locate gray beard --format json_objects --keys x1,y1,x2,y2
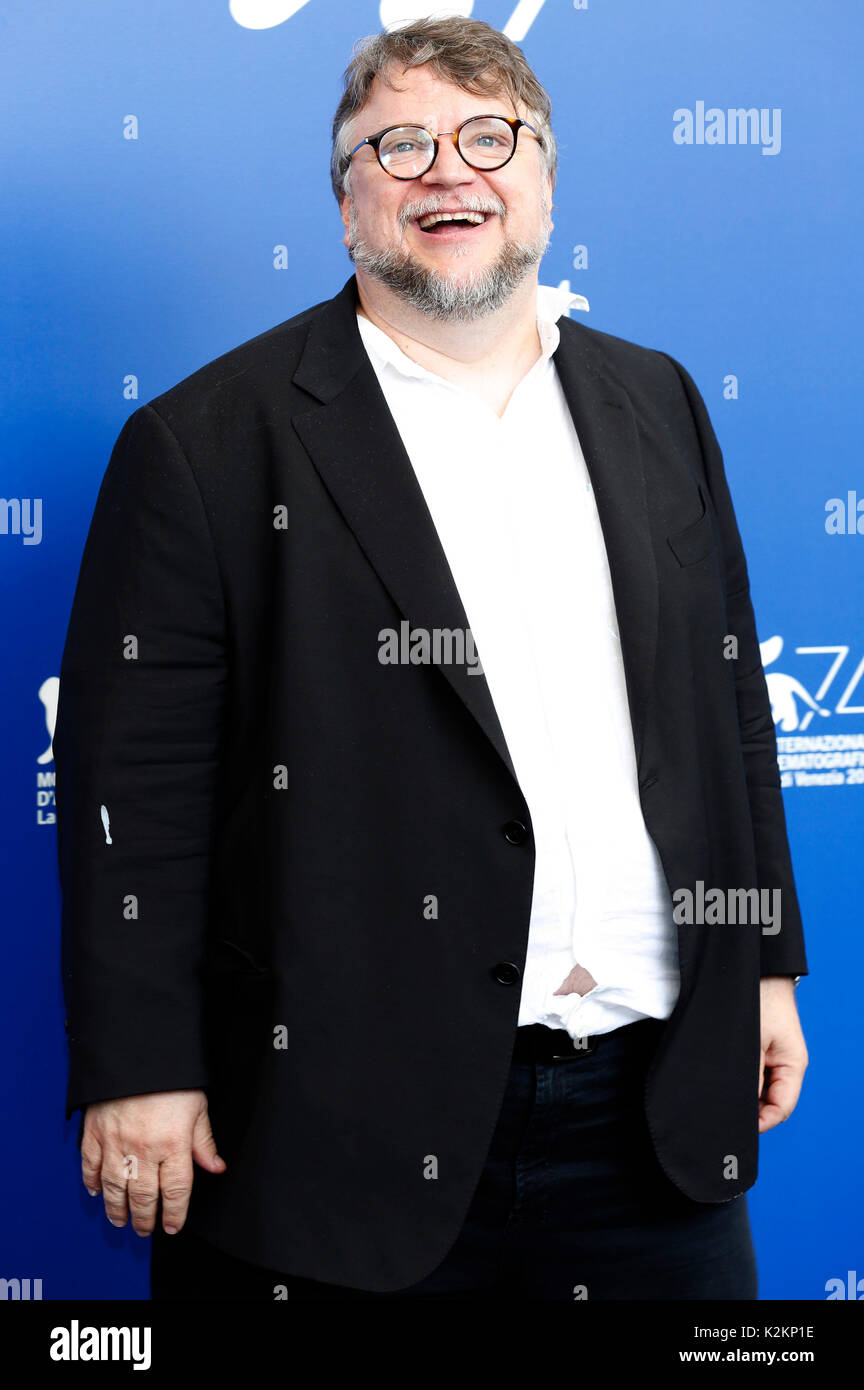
[{"x1": 346, "y1": 197, "x2": 552, "y2": 322}]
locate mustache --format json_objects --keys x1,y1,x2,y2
[{"x1": 397, "y1": 193, "x2": 507, "y2": 226}]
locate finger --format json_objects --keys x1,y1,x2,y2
[
  {"x1": 769, "y1": 1059, "x2": 805, "y2": 1114},
  {"x1": 758, "y1": 1064, "x2": 802, "y2": 1133},
  {"x1": 758, "y1": 1097, "x2": 788, "y2": 1133},
  {"x1": 159, "y1": 1152, "x2": 195, "y2": 1234},
  {"x1": 191, "y1": 1111, "x2": 226, "y2": 1174},
  {"x1": 758, "y1": 1048, "x2": 765, "y2": 1100},
  {"x1": 100, "y1": 1159, "x2": 131, "y2": 1229},
  {"x1": 126, "y1": 1157, "x2": 162, "y2": 1238},
  {"x1": 80, "y1": 1134, "x2": 104, "y2": 1197}
]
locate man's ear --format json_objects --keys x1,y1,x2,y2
[{"x1": 339, "y1": 194, "x2": 352, "y2": 247}]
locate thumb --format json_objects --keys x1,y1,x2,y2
[
  {"x1": 191, "y1": 1111, "x2": 227, "y2": 1173},
  {"x1": 758, "y1": 1048, "x2": 765, "y2": 1099}
]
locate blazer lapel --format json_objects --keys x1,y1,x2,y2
[
  {"x1": 290, "y1": 276, "x2": 519, "y2": 784},
  {"x1": 553, "y1": 319, "x2": 659, "y2": 779}
]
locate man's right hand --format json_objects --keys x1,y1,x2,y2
[{"x1": 80, "y1": 1089, "x2": 226, "y2": 1237}]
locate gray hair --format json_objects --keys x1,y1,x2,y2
[{"x1": 329, "y1": 15, "x2": 558, "y2": 203}]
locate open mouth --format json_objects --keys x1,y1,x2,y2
[{"x1": 412, "y1": 211, "x2": 493, "y2": 237}]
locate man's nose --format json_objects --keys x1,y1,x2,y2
[{"x1": 418, "y1": 137, "x2": 478, "y2": 188}]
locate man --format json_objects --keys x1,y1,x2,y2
[{"x1": 55, "y1": 16, "x2": 808, "y2": 1301}]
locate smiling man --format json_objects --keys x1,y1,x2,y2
[
  {"x1": 339, "y1": 53, "x2": 556, "y2": 416},
  {"x1": 56, "y1": 16, "x2": 808, "y2": 1302}
]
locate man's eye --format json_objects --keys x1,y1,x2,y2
[{"x1": 466, "y1": 134, "x2": 506, "y2": 149}]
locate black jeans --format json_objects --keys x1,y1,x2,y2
[{"x1": 151, "y1": 1017, "x2": 757, "y2": 1300}]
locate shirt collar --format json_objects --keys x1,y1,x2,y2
[{"x1": 356, "y1": 282, "x2": 590, "y2": 384}]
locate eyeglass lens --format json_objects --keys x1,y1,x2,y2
[{"x1": 378, "y1": 117, "x2": 516, "y2": 176}]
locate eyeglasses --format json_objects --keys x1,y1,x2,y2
[{"x1": 347, "y1": 114, "x2": 538, "y2": 180}]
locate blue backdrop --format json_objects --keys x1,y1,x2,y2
[{"x1": 2, "y1": 0, "x2": 861, "y2": 1301}]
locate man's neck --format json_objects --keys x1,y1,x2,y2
[{"x1": 354, "y1": 271, "x2": 544, "y2": 418}]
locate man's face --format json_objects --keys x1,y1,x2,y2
[{"x1": 339, "y1": 64, "x2": 554, "y2": 322}]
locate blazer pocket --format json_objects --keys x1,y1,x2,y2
[{"x1": 666, "y1": 486, "x2": 716, "y2": 566}]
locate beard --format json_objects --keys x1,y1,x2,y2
[{"x1": 345, "y1": 188, "x2": 552, "y2": 323}]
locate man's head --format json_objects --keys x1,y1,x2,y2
[{"x1": 330, "y1": 17, "x2": 557, "y2": 322}]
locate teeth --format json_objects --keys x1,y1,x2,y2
[{"x1": 417, "y1": 211, "x2": 487, "y2": 230}]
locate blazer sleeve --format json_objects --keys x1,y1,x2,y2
[
  {"x1": 662, "y1": 353, "x2": 808, "y2": 980},
  {"x1": 54, "y1": 404, "x2": 228, "y2": 1120}
]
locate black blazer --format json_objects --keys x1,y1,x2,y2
[{"x1": 55, "y1": 272, "x2": 808, "y2": 1292}]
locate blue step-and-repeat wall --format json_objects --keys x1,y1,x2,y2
[{"x1": 2, "y1": 1, "x2": 861, "y2": 1300}]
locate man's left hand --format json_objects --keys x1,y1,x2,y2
[{"x1": 758, "y1": 976, "x2": 808, "y2": 1133}]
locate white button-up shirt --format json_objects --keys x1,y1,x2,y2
[{"x1": 356, "y1": 284, "x2": 680, "y2": 1038}]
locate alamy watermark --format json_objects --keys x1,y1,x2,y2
[
  {"x1": 378, "y1": 621, "x2": 484, "y2": 675},
  {"x1": 0, "y1": 497, "x2": 42, "y2": 545},
  {"x1": 672, "y1": 882, "x2": 781, "y2": 934},
  {"x1": 673, "y1": 102, "x2": 781, "y2": 155}
]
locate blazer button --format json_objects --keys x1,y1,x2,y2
[
  {"x1": 491, "y1": 961, "x2": 521, "y2": 986},
  {"x1": 502, "y1": 819, "x2": 529, "y2": 845}
]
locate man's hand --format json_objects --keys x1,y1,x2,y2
[
  {"x1": 758, "y1": 976, "x2": 808, "y2": 1134},
  {"x1": 80, "y1": 1089, "x2": 226, "y2": 1237}
]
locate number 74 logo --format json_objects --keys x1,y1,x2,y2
[{"x1": 760, "y1": 637, "x2": 864, "y2": 733}]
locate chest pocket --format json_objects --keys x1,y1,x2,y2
[{"x1": 666, "y1": 485, "x2": 716, "y2": 566}]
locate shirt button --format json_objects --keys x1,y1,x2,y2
[
  {"x1": 491, "y1": 962, "x2": 521, "y2": 986},
  {"x1": 502, "y1": 819, "x2": 529, "y2": 845}
]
